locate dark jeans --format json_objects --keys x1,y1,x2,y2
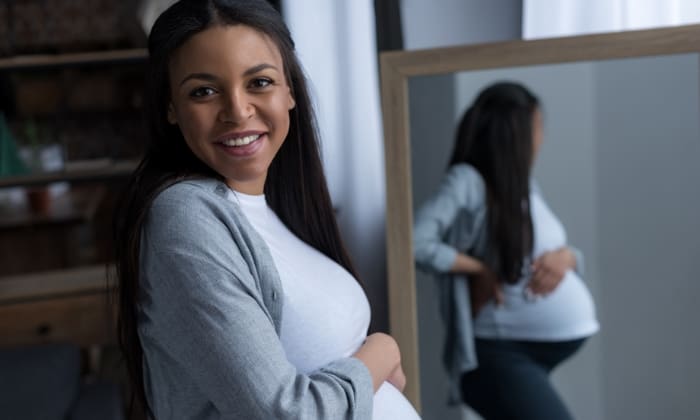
[{"x1": 460, "y1": 338, "x2": 586, "y2": 420}]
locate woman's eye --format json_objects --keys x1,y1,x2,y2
[
  {"x1": 250, "y1": 78, "x2": 272, "y2": 89},
  {"x1": 190, "y1": 87, "x2": 216, "y2": 98}
]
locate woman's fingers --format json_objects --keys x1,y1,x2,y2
[
  {"x1": 493, "y1": 283, "x2": 505, "y2": 306},
  {"x1": 531, "y1": 270, "x2": 563, "y2": 295},
  {"x1": 528, "y1": 268, "x2": 551, "y2": 295},
  {"x1": 388, "y1": 364, "x2": 406, "y2": 391}
]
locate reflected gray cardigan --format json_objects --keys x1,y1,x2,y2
[
  {"x1": 413, "y1": 164, "x2": 584, "y2": 404},
  {"x1": 137, "y1": 178, "x2": 373, "y2": 419}
]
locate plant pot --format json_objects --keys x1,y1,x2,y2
[{"x1": 26, "y1": 187, "x2": 52, "y2": 214}]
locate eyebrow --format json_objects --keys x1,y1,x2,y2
[
  {"x1": 179, "y1": 63, "x2": 279, "y2": 86},
  {"x1": 244, "y1": 63, "x2": 278, "y2": 76}
]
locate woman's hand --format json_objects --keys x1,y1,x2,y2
[
  {"x1": 451, "y1": 253, "x2": 503, "y2": 316},
  {"x1": 527, "y1": 246, "x2": 576, "y2": 296},
  {"x1": 387, "y1": 363, "x2": 406, "y2": 392},
  {"x1": 353, "y1": 332, "x2": 402, "y2": 392},
  {"x1": 469, "y1": 264, "x2": 504, "y2": 317}
]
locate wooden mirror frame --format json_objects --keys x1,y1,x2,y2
[{"x1": 379, "y1": 23, "x2": 700, "y2": 410}]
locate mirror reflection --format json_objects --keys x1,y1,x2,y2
[{"x1": 409, "y1": 53, "x2": 700, "y2": 420}]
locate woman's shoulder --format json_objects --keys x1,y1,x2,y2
[
  {"x1": 153, "y1": 177, "x2": 227, "y2": 205},
  {"x1": 444, "y1": 163, "x2": 486, "y2": 196},
  {"x1": 447, "y1": 163, "x2": 484, "y2": 182},
  {"x1": 148, "y1": 177, "x2": 233, "y2": 219},
  {"x1": 143, "y1": 178, "x2": 261, "y2": 266},
  {"x1": 146, "y1": 177, "x2": 233, "y2": 234}
]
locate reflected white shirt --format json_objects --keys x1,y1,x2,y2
[{"x1": 473, "y1": 191, "x2": 599, "y2": 341}]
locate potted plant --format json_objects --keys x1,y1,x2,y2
[{"x1": 18, "y1": 119, "x2": 65, "y2": 214}]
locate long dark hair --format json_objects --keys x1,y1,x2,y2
[
  {"x1": 449, "y1": 81, "x2": 539, "y2": 284},
  {"x1": 113, "y1": 0, "x2": 358, "y2": 416}
]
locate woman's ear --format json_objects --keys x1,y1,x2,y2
[
  {"x1": 287, "y1": 86, "x2": 296, "y2": 110},
  {"x1": 167, "y1": 103, "x2": 177, "y2": 125}
]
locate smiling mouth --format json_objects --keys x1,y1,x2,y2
[{"x1": 218, "y1": 134, "x2": 262, "y2": 147}]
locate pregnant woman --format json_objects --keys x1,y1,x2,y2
[{"x1": 114, "y1": 1, "x2": 420, "y2": 418}]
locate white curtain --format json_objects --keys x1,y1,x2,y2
[
  {"x1": 282, "y1": 0, "x2": 388, "y2": 329},
  {"x1": 524, "y1": 0, "x2": 700, "y2": 39},
  {"x1": 137, "y1": 0, "x2": 177, "y2": 33}
]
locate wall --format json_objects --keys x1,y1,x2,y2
[
  {"x1": 594, "y1": 53, "x2": 700, "y2": 420},
  {"x1": 400, "y1": 0, "x2": 523, "y2": 50}
]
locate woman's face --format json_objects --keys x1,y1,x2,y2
[
  {"x1": 167, "y1": 24, "x2": 295, "y2": 194},
  {"x1": 531, "y1": 107, "x2": 544, "y2": 162}
]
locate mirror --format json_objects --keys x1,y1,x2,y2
[{"x1": 380, "y1": 25, "x2": 700, "y2": 419}]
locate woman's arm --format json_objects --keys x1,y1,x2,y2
[
  {"x1": 413, "y1": 164, "x2": 487, "y2": 274},
  {"x1": 352, "y1": 332, "x2": 405, "y2": 392},
  {"x1": 413, "y1": 166, "x2": 503, "y2": 313},
  {"x1": 450, "y1": 252, "x2": 488, "y2": 275},
  {"x1": 140, "y1": 184, "x2": 374, "y2": 419},
  {"x1": 452, "y1": 253, "x2": 504, "y2": 314}
]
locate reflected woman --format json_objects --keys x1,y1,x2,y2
[{"x1": 413, "y1": 81, "x2": 598, "y2": 420}]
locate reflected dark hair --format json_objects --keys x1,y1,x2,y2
[
  {"x1": 112, "y1": 0, "x2": 358, "y2": 417},
  {"x1": 449, "y1": 81, "x2": 539, "y2": 284}
]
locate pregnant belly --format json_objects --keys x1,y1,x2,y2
[
  {"x1": 474, "y1": 271, "x2": 599, "y2": 340},
  {"x1": 373, "y1": 382, "x2": 421, "y2": 419}
]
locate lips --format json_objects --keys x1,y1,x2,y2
[
  {"x1": 219, "y1": 133, "x2": 261, "y2": 147},
  {"x1": 215, "y1": 132, "x2": 266, "y2": 157}
]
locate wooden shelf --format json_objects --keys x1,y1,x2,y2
[
  {"x1": 0, "y1": 48, "x2": 147, "y2": 70},
  {"x1": 0, "y1": 184, "x2": 106, "y2": 229},
  {"x1": 0, "y1": 159, "x2": 138, "y2": 189},
  {"x1": 0, "y1": 265, "x2": 114, "y2": 305}
]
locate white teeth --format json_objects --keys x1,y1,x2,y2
[{"x1": 221, "y1": 134, "x2": 261, "y2": 147}]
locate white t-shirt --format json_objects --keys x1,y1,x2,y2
[
  {"x1": 473, "y1": 190, "x2": 599, "y2": 341},
  {"x1": 229, "y1": 190, "x2": 420, "y2": 419}
]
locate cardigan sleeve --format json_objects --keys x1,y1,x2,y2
[
  {"x1": 413, "y1": 164, "x2": 486, "y2": 274},
  {"x1": 137, "y1": 185, "x2": 373, "y2": 419}
]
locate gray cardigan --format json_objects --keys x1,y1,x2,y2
[
  {"x1": 137, "y1": 178, "x2": 374, "y2": 419},
  {"x1": 413, "y1": 164, "x2": 584, "y2": 404}
]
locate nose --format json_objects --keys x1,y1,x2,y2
[{"x1": 219, "y1": 89, "x2": 254, "y2": 123}]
